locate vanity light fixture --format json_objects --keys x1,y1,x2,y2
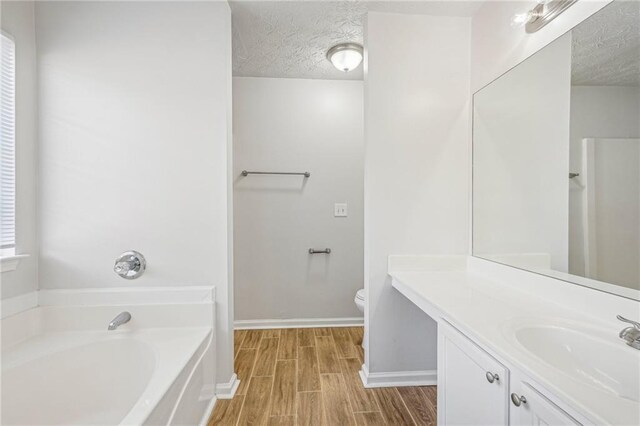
[
  {"x1": 512, "y1": 0, "x2": 577, "y2": 33},
  {"x1": 326, "y1": 43, "x2": 363, "y2": 72}
]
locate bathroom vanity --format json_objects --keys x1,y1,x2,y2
[
  {"x1": 395, "y1": 2, "x2": 640, "y2": 424},
  {"x1": 390, "y1": 256, "x2": 639, "y2": 425}
]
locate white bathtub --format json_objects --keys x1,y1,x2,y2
[{"x1": 1, "y1": 287, "x2": 216, "y2": 426}]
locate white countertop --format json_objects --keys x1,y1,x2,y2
[{"x1": 390, "y1": 267, "x2": 640, "y2": 426}]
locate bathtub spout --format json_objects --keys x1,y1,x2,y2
[{"x1": 108, "y1": 312, "x2": 132, "y2": 330}]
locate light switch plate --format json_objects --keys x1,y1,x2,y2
[{"x1": 334, "y1": 203, "x2": 348, "y2": 217}]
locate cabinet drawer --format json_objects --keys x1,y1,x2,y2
[
  {"x1": 438, "y1": 321, "x2": 510, "y2": 426},
  {"x1": 511, "y1": 382, "x2": 580, "y2": 426}
]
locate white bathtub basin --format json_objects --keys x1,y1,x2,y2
[
  {"x1": 2, "y1": 327, "x2": 211, "y2": 425},
  {"x1": 3, "y1": 337, "x2": 155, "y2": 425},
  {"x1": 514, "y1": 324, "x2": 640, "y2": 403}
]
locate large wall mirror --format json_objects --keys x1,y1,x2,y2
[{"x1": 473, "y1": 0, "x2": 640, "y2": 300}]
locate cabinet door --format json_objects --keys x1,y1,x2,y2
[
  {"x1": 438, "y1": 321, "x2": 509, "y2": 426},
  {"x1": 510, "y1": 383, "x2": 580, "y2": 426}
]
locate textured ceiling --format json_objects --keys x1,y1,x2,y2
[
  {"x1": 571, "y1": 0, "x2": 640, "y2": 86},
  {"x1": 230, "y1": 1, "x2": 483, "y2": 80}
]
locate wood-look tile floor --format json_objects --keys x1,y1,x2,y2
[{"x1": 208, "y1": 327, "x2": 437, "y2": 426}]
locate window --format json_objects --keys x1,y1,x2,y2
[{"x1": 1, "y1": 32, "x2": 16, "y2": 256}]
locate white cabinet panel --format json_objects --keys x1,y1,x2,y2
[
  {"x1": 438, "y1": 321, "x2": 510, "y2": 426},
  {"x1": 511, "y1": 383, "x2": 580, "y2": 426}
]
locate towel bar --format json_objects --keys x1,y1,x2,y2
[{"x1": 242, "y1": 170, "x2": 310, "y2": 178}]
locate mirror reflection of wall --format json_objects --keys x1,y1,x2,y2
[
  {"x1": 473, "y1": 0, "x2": 640, "y2": 299},
  {"x1": 473, "y1": 33, "x2": 571, "y2": 273},
  {"x1": 568, "y1": 0, "x2": 640, "y2": 290}
]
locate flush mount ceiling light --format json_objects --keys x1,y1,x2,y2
[
  {"x1": 512, "y1": 0, "x2": 577, "y2": 33},
  {"x1": 326, "y1": 43, "x2": 363, "y2": 73}
]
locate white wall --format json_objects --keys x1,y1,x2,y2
[
  {"x1": 0, "y1": 1, "x2": 38, "y2": 300},
  {"x1": 35, "y1": 1, "x2": 234, "y2": 386},
  {"x1": 364, "y1": 12, "x2": 470, "y2": 374},
  {"x1": 473, "y1": 33, "x2": 572, "y2": 272},
  {"x1": 569, "y1": 86, "x2": 640, "y2": 282},
  {"x1": 233, "y1": 77, "x2": 364, "y2": 322}
]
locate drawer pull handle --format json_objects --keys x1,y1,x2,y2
[
  {"x1": 485, "y1": 371, "x2": 499, "y2": 383},
  {"x1": 511, "y1": 393, "x2": 527, "y2": 407}
]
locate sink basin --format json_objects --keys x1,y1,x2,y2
[{"x1": 514, "y1": 324, "x2": 640, "y2": 402}]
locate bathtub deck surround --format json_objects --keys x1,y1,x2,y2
[
  {"x1": 389, "y1": 255, "x2": 640, "y2": 425},
  {"x1": 1, "y1": 286, "x2": 217, "y2": 425},
  {"x1": 209, "y1": 327, "x2": 437, "y2": 425}
]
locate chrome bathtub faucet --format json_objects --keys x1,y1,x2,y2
[
  {"x1": 617, "y1": 315, "x2": 640, "y2": 350},
  {"x1": 113, "y1": 251, "x2": 146, "y2": 280},
  {"x1": 108, "y1": 312, "x2": 132, "y2": 331}
]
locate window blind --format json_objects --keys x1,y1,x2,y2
[{"x1": 1, "y1": 33, "x2": 16, "y2": 251}]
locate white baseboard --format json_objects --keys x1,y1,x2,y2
[
  {"x1": 359, "y1": 363, "x2": 437, "y2": 388},
  {"x1": 199, "y1": 396, "x2": 218, "y2": 426},
  {"x1": 235, "y1": 317, "x2": 364, "y2": 330},
  {"x1": 215, "y1": 373, "x2": 240, "y2": 399},
  {"x1": 1, "y1": 291, "x2": 38, "y2": 319}
]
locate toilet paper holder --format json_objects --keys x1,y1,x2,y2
[{"x1": 309, "y1": 248, "x2": 331, "y2": 254}]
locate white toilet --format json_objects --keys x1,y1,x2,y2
[{"x1": 354, "y1": 288, "x2": 365, "y2": 313}]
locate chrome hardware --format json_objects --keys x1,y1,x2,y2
[
  {"x1": 108, "y1": 311, "x2": 131, "y2": 330},
  {"x1": 617, "y1": 315, "x2": 640, "y2": 329},
  {"x1": 114, "y1": 251, "x2": 146, "y2": 280},
  {"x1": 617, "y1": 315, "x2": 640, "y2": 350},
  {"x1": 511, "y1": 393, "x2": 527, "y2": 407},
  {"x1": 526, "y1": 0, "x2": 577, "y2": 33},
  {"x1": 485, "y1": 371, "x2": 499, "y2": 383},
  {"x1": 309, "y1": 248, "x2": 331, "y2": 254},
  {"x1": 242, "y1": 170, "x2": 310, "y2": 178}
]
